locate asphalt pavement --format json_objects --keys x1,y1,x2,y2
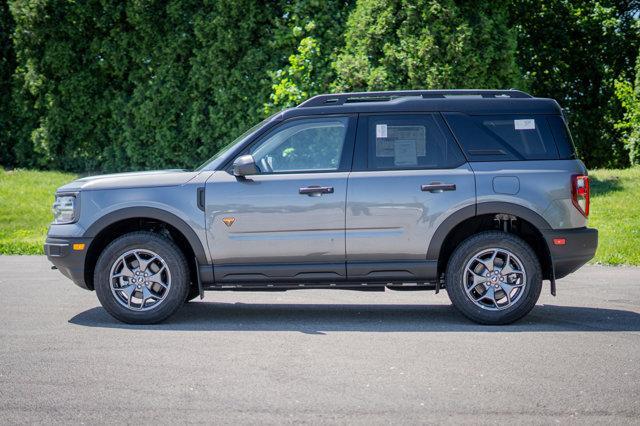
[{"x1": 0, "y1": 256, "x2": 639, "y2": 424}]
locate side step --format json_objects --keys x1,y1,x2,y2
[{"x1": 202, "y1": 282, "x2": 437, "y2": 292}]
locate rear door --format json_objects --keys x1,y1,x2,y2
[
  {"x1": 345, "y1": 113, "x2": 475, "y2": 281},
  {"x1": 206, "y1": 115, "x2": 356, "y2": 284}
]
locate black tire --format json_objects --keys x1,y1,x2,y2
[
  {"x1": 94, "y1": 231, "x2": 189, "y2": 324},
  {"x1": 185, "y1": 285, "x2": 200, "y2": 302},
  {"x1": 445, "y1": 231, "x2": 542, "y2": 325}
]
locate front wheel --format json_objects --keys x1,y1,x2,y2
[
  {"x1": 445, "y1": 231, "x2": 542, "y2": 325},
  {"x1": 94, "y1": 231, "x2": 189, "y2": 324}
]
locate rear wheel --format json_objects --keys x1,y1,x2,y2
[
  {"x1": 94, "y1": 231, "x2": 189, "y2": 324},
  {"x1": 445, "y1": 231, "x2": 542, "y2": 325}
]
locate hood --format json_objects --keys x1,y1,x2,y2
[{"x1": 57, "y1": 169, "x2": 201, "y2": 192}]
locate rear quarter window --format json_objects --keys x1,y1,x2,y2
[
  {"x1": 444, "y1": 113, "x2": 559, "y2": 161},
  {"x1": 547, "y1": 115, "x2": 577, "y2": 160}
]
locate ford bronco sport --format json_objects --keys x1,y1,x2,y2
[{"x1": 46, "y1": 89, "x2": 598, "y2": 325}]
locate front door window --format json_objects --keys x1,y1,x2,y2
[{"x1": 250, "y1": 117, "x2": 349, "y2": 174}]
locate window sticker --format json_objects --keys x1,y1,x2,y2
[
  {"x1": 393, "y1": 140, "x2": 418, "y2": 166},
  {"x1": 376, "y1": 124, "x2": 388, "y2": 138},
  {"x1": 514, "y1": 119, "x2": 535, "y2": 130},
  {"x1": 375, "y1": 125, "x2": 426, "y2": 158}
]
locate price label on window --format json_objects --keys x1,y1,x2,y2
[
  {"x1": 514, "y1": 119, "x2": 535, "y2": 130},
  {"x1": 376, "y1": 124, "x2": 388, "y2": 138}
]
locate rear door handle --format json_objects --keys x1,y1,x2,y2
[
  {"x1": 421, "y1": 182, "x2": 456, "y2": 193},
  {"x1": 299, "y1": 185, "x2": 334, "y2": 196}
]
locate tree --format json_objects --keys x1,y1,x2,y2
[
  {"x1": 8, "y1": 0, "x2": 290, "y2": 172},
  {"x1": 264, "y1": 0, "x2": 354, "y2": 114},
  {"x1": 615, "y1": 52, "x2": 640, "y2": 165},
  {"x1": 511, "y1": 0, "x2": 640, "y2": 168},
  {"x1": 0, "y1": 0, "x2": 16, "y2": 166},
  {"x1": 333, "y1": 0, "x2": 522, "y2": 91}
]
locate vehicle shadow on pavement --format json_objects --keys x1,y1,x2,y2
[{"x1": 68, "y1": 303, "x2": 640, "y2": 333}]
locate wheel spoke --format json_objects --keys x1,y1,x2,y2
[
  {"x1": 479, "y1": 286, "x2": 497, "y2": 307},
  {"x1": 476, "y1": 250, "x2": 498, "y2": 272},
  {"x1": 134, "y1": 251, "x2": 156, "y2": 272},
  {"x1": 501, "y1": 264, "x2": 523, "y2": 278},
  {"x1": 498, "y1": 283, "x2": 512, "y2": 305},
  {"x1": 470, "y1": 271, "x2": 488, "y2": 285},
  {"x1": 116, "y1": 262, "x2": 135, "y2": 278},
  {"x1": 120, "y1": 285, "x2": 135, "y2": 307},
  {"x1": 146, "y1": 267, "x2": 166, "y2": 287},
  {"x1": 466, "y1": 271, "x2": 488, "y2": 295},
  {"x1": 140, "y1": 286, "x2": 155, "y2": 308},
  {"x1": 500, "y1": 254, "x2": 512, "y2": 275},
  {"x1": 117, "y1": 284, "x2": 135, "y2": 296}
]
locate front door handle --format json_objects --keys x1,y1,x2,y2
[
  {"x1": 421, "y1": 182, "x2": 456, "y2": 193},
  {"x1": 299, "y1": 185, "x2": 334, "y2": 196}
]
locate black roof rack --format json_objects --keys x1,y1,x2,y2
[{"x1": 298, "y1": 89, "x2": 533, "y2": 108}]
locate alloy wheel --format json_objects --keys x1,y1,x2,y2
[
  {"x1": 462, "y1": 248, "x2": 527, "y2": 311},
  {"x1": 109, "y1": 249, "x2": 171, "y2": 311}
]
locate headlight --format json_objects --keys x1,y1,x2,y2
[{"x1": 52, "y1": 193, "x2": 78, "y2": 224}]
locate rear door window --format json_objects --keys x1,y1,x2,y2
[
  {"x1": 444, "y1": 113, "x2": 559, "y2": 161},
  {"x1": 365, "y1": 114, "x2": 465, "y2": 170}
]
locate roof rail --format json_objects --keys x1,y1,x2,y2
[{"x1": 298, "y1": 89, "x2": 533, "y2": 108}]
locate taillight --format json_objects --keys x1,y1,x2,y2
[{"x1": 571, "y1": 175, "x2": 590, "y2": 217}]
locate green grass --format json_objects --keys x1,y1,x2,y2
[
  {"x1": 588, "y1": 167, "x2": 640, "y2": 265},
  {"x1": 1, "y1": 167, "x2": 639, "y2": 265},
  {"x1": 0, "y1": 169, "x2": 76, "y2": 254}
]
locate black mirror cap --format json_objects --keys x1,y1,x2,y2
[{"x1": 233, "y1": 154, "x2": 258, "y2": 177}]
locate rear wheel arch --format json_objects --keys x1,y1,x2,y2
[{"x1": 428, "y1": 202, "x2": 553, "y2": 281}]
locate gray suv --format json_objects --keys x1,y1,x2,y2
[{"x1": 46, "y1": 90, "x2": 598, "y2": 325}]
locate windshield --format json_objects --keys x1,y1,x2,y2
[{"x1": 195, "y1": 113, "x2": 278, "y2": 171}]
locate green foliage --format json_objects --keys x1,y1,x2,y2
[
  {"x1": 0, "y1": 168, "x2": 75, "y2": 254},
  {"x1": 7, "y1": 0, "x2": 288, "y2": 172},
  {"x1": 265, "y1": 0, "x2": 353, "y2": 114},
  {"x1": 0, "y1": 0, "x2": 16, "y2": 166},
  {"x1": 333, "y1": 0, "x2": 522, "y2": 91},
  {"x1": 511, "y1": 0, "x2": 640, "y2": 168},
  {"x1": 588, "y1": 166, "x2": 640, "y2": 265},
  {"x1": 1, "y1": 0, "x2": 639, "y2": 172},
  {"x1": 615, "y1": 54, "x2": 640, "y2": 165}
]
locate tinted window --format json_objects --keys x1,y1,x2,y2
[
  {"x1": 444, "y1": 113, "x2": 559, "y2": 161},
  {"x1": 366, "y1": 114, "x2": 464, "y2": 170},
  {"x1": 250, "y1": 117, "x2": 348, "y2": 173},
  {"x1": 548, "y1": 115, "x2": 577, "y2": 159}
]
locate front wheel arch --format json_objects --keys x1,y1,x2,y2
[{"x1": 84, "y1": 213, "x2": 201, "y2": 291}]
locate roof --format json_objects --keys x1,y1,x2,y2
[{"x1": 282, "y1": 89, "x2": 562, "y2": 118}]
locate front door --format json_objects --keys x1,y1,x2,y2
[
  {"x1": 205, "y1": 115, "x2": 356, "y2": 284},
  {"x1": 346, "y1": 113, "x2": 476, "y2": 281}
]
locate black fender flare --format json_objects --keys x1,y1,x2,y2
[
  {"x1": 84, "y1": 206, "x2": 209, "y2": 265},
  {"x1": 426, "y1": 201, "x2": 552, "y2": 261}
]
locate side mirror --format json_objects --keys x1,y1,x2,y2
[{"x1": 232, "y1": 155, "x2": 258, "y2": 177}]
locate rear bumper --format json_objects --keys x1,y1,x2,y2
[
  {"x1": 542, "y1": 227, "x2": 598, "y2": 279},
  {"x1": 45, "y1": 237, "x2": 93, "y2": 290}
]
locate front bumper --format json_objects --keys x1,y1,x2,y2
[
  {"x1": 45, "y1": 237, "x2": 93, "y2": 290},
  {"x1": 542, "y1": 227, "x2": 598, "y2": 279}
]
